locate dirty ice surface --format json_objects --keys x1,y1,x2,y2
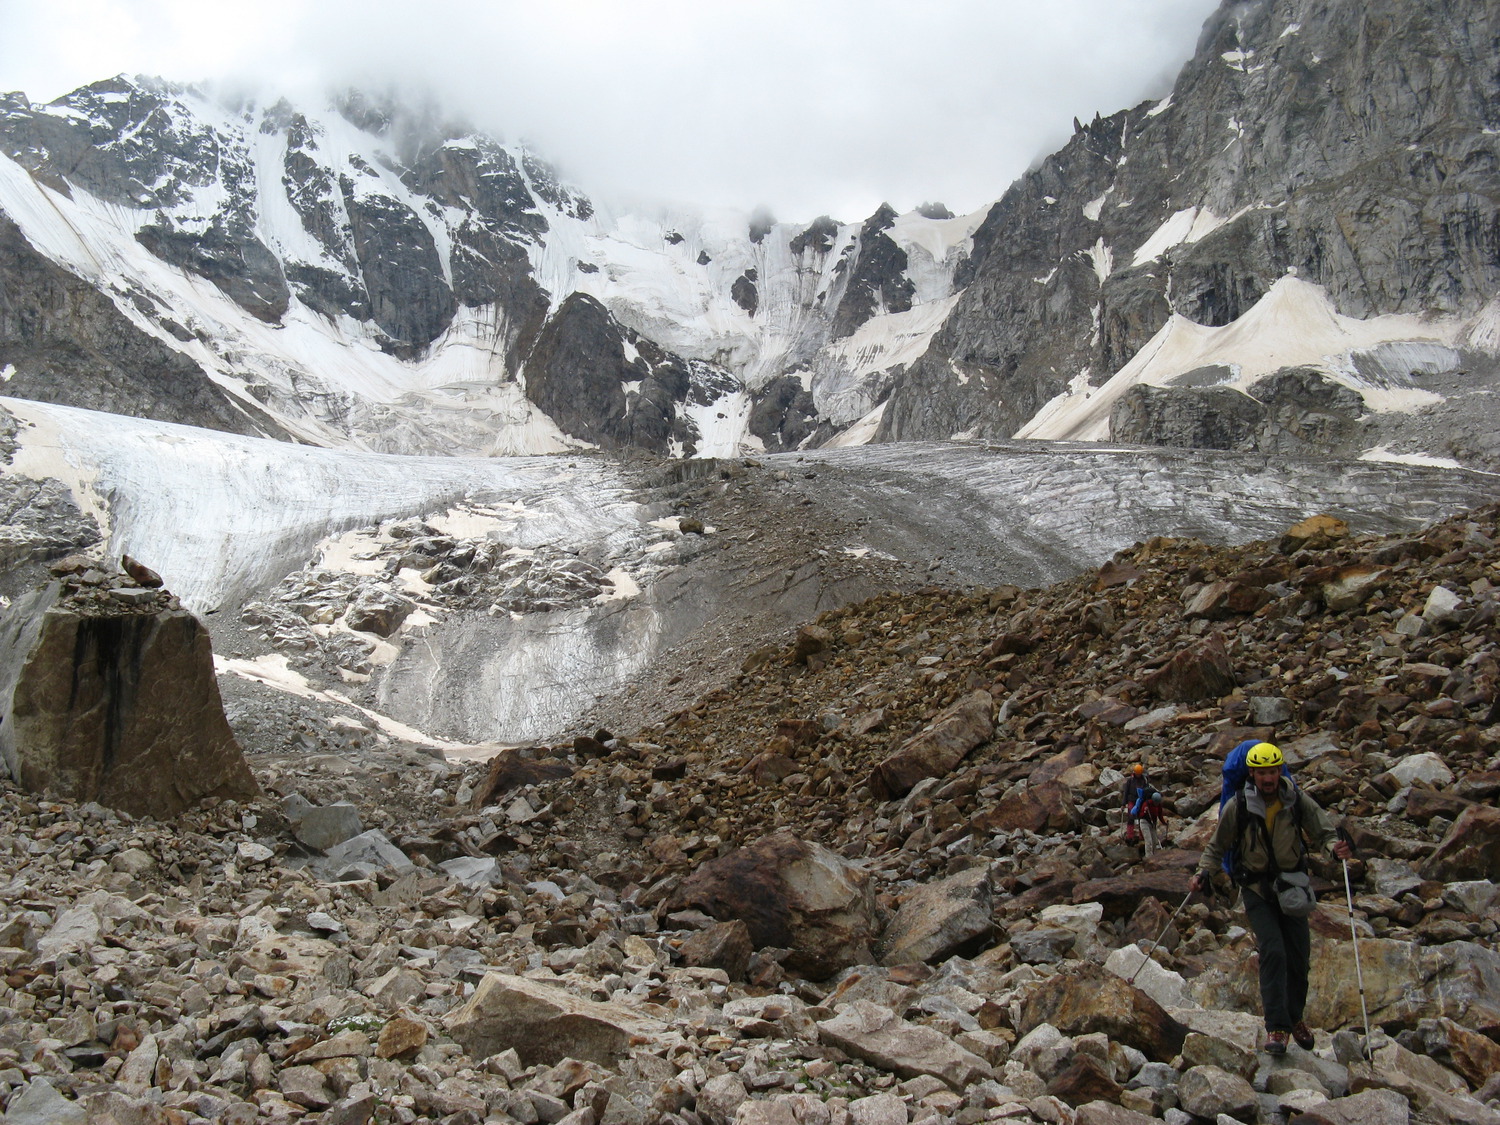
[{"x1": 0, "y1": 396, "x2": 645, "y2": 615}]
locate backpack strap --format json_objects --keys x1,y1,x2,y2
[
  {"x1": 1238, "y1": 782, "x2": 1310, "y2": 884},
  {"x1": 1287, "y1": 786, "x2": 1310, "y2": 872},
  {"x1": 1230, "y1": 789, "x2": 1253, "y2": 883}
]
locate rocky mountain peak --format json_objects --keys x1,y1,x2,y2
[
  {"x1": 876, "y1": 0, "x2": 1500, "y2": 467},
  {"x1": 0, "y1": 0, "x2": 1496, "y2": 468}
]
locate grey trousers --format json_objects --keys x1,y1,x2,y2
[{"x1": 1242, "y1": 884, "x2": 1312, "y2": 1031}]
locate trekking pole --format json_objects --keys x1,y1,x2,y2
[
  {"x1": 1338, "y1": 827, "x2": 1374, "y2": 1060},
  {"x1": 1127, "y1": 887, "x2": 1194, "y2": 985}
]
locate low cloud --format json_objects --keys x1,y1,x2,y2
[{"x1": 0, "y1": 0, "x2": 1221, "y2": 222}]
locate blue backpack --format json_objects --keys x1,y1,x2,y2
[{"x1": 1219, "y1": 739, "x2": 1299, "y2": 877}]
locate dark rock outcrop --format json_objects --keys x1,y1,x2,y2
[
  {"x1": 1112, "y1": 366, "x2": 1369, "y2": 455},
  {"x1": 731, "y1": 270, "x2": 758, "y2": 316},
  {"x1": 747, "y1": 375, "x2": 818, "y2": 453},
  {"x1": 0, "y1": 215, "x2": 266, "y2": 437},
  {"x1": 522, "y1": 293, "x2": 696, "y2": 454},
  {"x1": 830, "y1": 204, "x2": 915, "y2": 340}
]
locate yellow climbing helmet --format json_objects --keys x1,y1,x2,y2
[{"x1": 1246, "y1": 742, "x2": 1285, "y2": 769}]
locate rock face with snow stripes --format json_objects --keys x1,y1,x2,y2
[
  {"x1": 0, "y1": 211, "x2": 274, "y2": 438},
  {"x1": 876, "y1": 0, "x2": 1500, "y2": 465},
  {"x1": 0, "y1": 79, "x2": 967, "y2": 458}
]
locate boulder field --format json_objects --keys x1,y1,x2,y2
[{"x1": 2, "y1": 504, "x2": 1500, "y2": 1124}]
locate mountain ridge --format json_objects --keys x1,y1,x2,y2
[{"x1": 0, "y1": 0, "x2": 1497, "y2": 469}]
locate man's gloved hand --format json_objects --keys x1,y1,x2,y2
[{"x1": 1335, "y1": 826, "x2": 1356, "y2": 861}]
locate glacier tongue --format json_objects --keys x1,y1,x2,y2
[
  {"x1": 4, "y1": 396, "x2": 1497, "y2": 746},
  {"x1": 1, "y1": 397, "x2": 645, "y2": 615}
]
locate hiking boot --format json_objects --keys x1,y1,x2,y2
[
  {"x1": 1264, "y1": 1030, "x2": 1289, "y2": 1056},
  {"x1": 1292, "y1": 1021, "x2": 1315, "y2": 1050}
]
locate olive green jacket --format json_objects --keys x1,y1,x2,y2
[{"x1": 1196, "y1": 777, "x2": 1339, "y2": 880}]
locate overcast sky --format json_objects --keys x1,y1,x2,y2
[{"x1": 0, "y1": 0, "x2": 1221, "y2": 221}]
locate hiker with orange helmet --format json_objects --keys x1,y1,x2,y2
[
  {"x1": 1190, "y1": 742, "x2": 1353, "y2": 1056},
  {"x1": 1120, "y1": 763, "x2": 1155, "y2": 845}
]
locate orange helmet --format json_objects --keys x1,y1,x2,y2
[{"x1": 1133, "y1": 764, "x2": 1144, "y2": 775}]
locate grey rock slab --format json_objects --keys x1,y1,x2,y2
[
  {"x1": 4, "y1": 1077, "x2": 87, "y2": 1125},
  {"x1": 439, "y1": 855, "x2": 503, "y2": 887},
  {"x1": 1181, "y1": 1030, "x2": 1256, "y2": 1081},
  {"x1": 877, "y1": 863, "x2": 994, "y2": 966},
  {"x1": 846, "y1": 1093, "x2": 908, "y2": 1125},
  {"x1": 318, "y1": 829, "x2": 412, "y2": 877},
  {"x1": 817, "y1": 999, "x2": 991, "y2": 1090},
  {"x1": 1423, "y1": 585, "x2": 1465, "y2": 627},
  {"x1": 1386, "y1": 752, "x2": 1454, "y2": 788},
  {"x1": 1442, "y1": 880, "x2": 1500, "y2": 915},
  {"x1": 1364, "y1": 858, "x2": 1425, "y2": 899},
  {"x1": 1104, "y1": 944, "x2": 1193, "y2": 1010},
  {"x1": 1010, "y1": 927, "x2": 1077, "y2": 965},
  {"x1": 732, "y1": 1094, "x2": 832, "y2": 1125},
  {"x1": 1074, "y1": 1103, "x2": 1164, "y2": 1125},
  {"x1": 282, "y1": 792, "x2": 315, "y2": 823},
  {"x1": 278, "y1": 1063, "x2": 336, "y2": 1109},
  {"x1": 1177, "y1": 1064, "x2": 1257, "y2": 1120},
  {"x1": 294, "y1": 802, "x2": 364, "y2": 850},
  {"x1": 33, "y1": 900, "x2": 103, "y2": 964},
  {"x1": 1012, "y1": 1022, "x2": 1075, "y2": 1081},
  {"x1": 1292, "y1": 1088, "x2": 1411, "y2": 1125},
  {"x1": 869, "y1": 689, "x2": 994, "y2": 798},
  {"x1": 697, "y1": 1073, "x2": 750, "y2": 1125}
]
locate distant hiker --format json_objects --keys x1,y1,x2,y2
[
  {"x1": 1120, "y1": 764, "x2": 1157, "y2": 846},
  {"x1": 1189, "y1": 741, "x2": 1353, "y2": 1056}
]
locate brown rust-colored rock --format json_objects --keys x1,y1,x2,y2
[
  {"x1": 972, "y1": 779, "x2": 1077, "y2": 834},
  {"x1": 1183, "y1": 580, "x2": 1274, "y2": 619},
  {"x1": 444, "y1": 972, "x2": 664, "y2": 1067},
  {"x1": 1421, "y1": 804, "x2": 1500, "y2": 883},
  {"x1": 793, "y1": 624, "x2": 833, "y2": 664},
  {"x1": 665, "y1": 829, "x2": 878, "y2": 978},
  {"x1": 0, "y1": 583, "x2": 258, "y2": 818},
  {"x1": 1070, "y1": 870, "x2": 1195, "y2": 921},
  {"x1": 1017, "y1": 962, "x2": 1188, "y2": 1062},
  {"x1": 470, "y1": 748, "x2": 573, "y2": 809},
  {"x1": 1280, "y1": 514, "x2": 1350, "y2": 554},
  {"x1": 1046, "y1": 1053, "x2": 1124, "y2": 1107},
  {"x1": 868, "y1": 690, "x2": 994, "y2": 799},
  {"x1": 679, "y1": 920, "x2": 754, "y2": 980},
  {"x1": 1141, "y1": 632, "x2": 1236, "y2": 703}
]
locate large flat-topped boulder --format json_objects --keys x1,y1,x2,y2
[{"x1": 0, "y1": 560, "x2": 258, "y2": 817}]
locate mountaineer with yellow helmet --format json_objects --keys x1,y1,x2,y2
[{"x1": 1190, "y1": 741, "x2": 1353, "y2": 1056}]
